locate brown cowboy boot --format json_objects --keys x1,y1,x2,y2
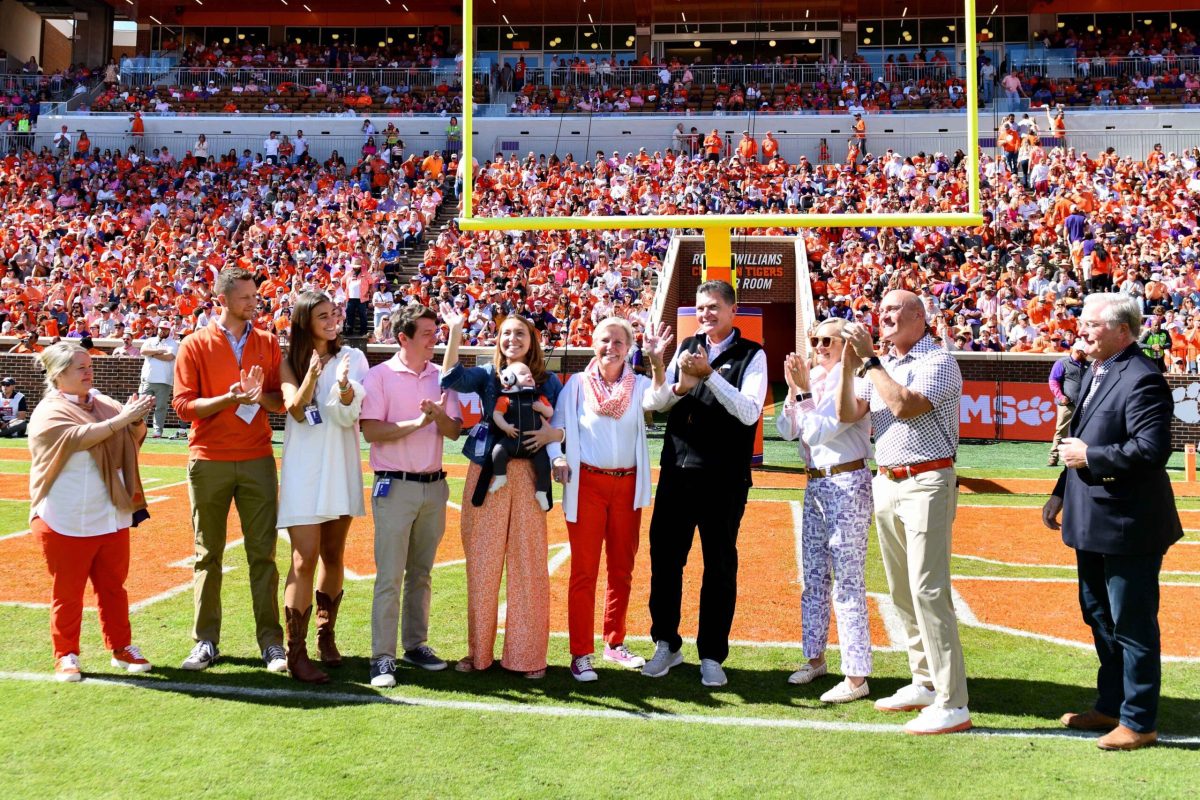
[
  {"x1": 285, "y1": 606, "x2": 330, "y2": 684},
  {"x1": 315, "y1": 590, "x2": 344, "y2": 667}
]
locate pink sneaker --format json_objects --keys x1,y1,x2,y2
[{"x1": 602, "y1": 643, "x2": 646, "y2": 670}]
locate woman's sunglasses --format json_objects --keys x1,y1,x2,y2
[{"x1": 809, "y1": 336, "x2": 837, "y2": 348}]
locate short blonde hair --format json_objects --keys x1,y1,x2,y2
[
  {"x1": 592, "y1": 316, "x2": 635, "y2": 349},
  {"x1": 814, "y1": 317, "x2": 849, "y2": 336},
  {"x1": 40, "y1": 341, "x2": 87, "y2": 393}
]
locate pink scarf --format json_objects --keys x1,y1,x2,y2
[{"x1": 583, "y1": 359, "x2": 635, "y2": 419}]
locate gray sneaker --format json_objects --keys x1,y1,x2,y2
[
  {"x1": 402, "y1": 645, "x2": 448, "y2": 671},
  {"x1": 641, "y1": 641, "x2": 683, "y2": 678},
  {"x1": 700, "y1": 658, "x2": 728, "y2": 688},
  {"x1": 263, "y1": 644, "x2": 288, "y2": 673},
  {"x1": 181, "y1": 640, "x2": 219, "y2": 671}
]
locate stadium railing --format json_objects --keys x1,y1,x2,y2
[{"x1": 153, "y1": 66, "x2": 481, "y2": 92}]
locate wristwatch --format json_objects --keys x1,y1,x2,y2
[
  {"x1": 795, "y1": 391, "x2": 812, "y2": 403},
  {"x1": 857, "y1": 356, "x2": 883, "y2": 378}
]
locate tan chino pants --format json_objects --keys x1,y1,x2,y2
[{"x1": 872, "y1": 467, "x2": 969, "y2": 708}]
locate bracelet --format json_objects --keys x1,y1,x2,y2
[{"x1": 338, "y1": 382, "x2": 353, "y2": 393}]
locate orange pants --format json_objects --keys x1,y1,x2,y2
[
  {"x1": 566, "y1": 468, "x2": 642, "y2": 657},
  {"x1": 460, "y1": 461, "x2": 550, "y2": 672},
  {"x1": 35, "y1": 517, "x2": 131, "y2": 659}
]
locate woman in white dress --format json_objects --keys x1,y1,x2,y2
[{"x1": 279, "y1": 291, "x2": 369, "y2": 683}]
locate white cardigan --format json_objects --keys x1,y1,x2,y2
[{"x1": 552, "y1": 370, "x2": 654, "y2": 524}]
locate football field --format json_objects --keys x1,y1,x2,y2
[{"x1": 2, "y1": 433, "x2": 1198, "y2": 798}]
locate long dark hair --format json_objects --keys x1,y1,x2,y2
[{"x1": 287, "y1": 291, "x2": 341, "y2": 381}]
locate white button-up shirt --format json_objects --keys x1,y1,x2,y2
[{"x1": 776, "y1": 362, "x2": 872, "y2": 470}]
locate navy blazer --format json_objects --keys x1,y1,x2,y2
[{"x1": 1052, "y1": 343, "x2": 1182, "y2": 556}]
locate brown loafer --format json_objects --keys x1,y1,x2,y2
[
  {"x1": 1060, "y1": 709, "x2": 1120, "y2": 732},
  {"x1": 1097, "y1": 725, "x2": 1158, "y2": 751}
]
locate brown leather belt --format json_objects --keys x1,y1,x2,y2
[
  {"x1": 582, "y1": 463, "x2": 637, "y2": 478},
  {"x1": 877, "y1": 457, "x2": 955, "y2": 481},
  {"x1": 805, "y1": 459, "x2": 867, "y2": 479}
]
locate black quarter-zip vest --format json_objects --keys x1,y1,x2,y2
[{"x1": 662, "y1": 328, "x2": 762, "y2": 478}]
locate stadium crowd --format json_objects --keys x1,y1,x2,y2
[{"x1": 0, "y1": 119, "x2": 1197, "y2": 363}]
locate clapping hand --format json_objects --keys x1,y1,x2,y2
[
  {"x1": 841, "y1": 322, "x2": 876, "y2": 360},
  {"x1": 678, "y1": 348, "x2": 713, "y2": 380},
  {"x1": 230, "y1": 365, "x2": 265, "y2": 405},
  {"x1": 122, "y1": 393, "x2": 157, "y2": 425},
  {"x1": 307, "y1": 351, "x2": 323, "y2": 382},
  {"x1": 643, "y1": 321, "x2": 675, "y2": 366},
  {"x1": 336, "y1": 353, "x2": 351, "y2": 389},
  {"x1": 419, "y1": 392, "x2": 450, "y2": 425},
  {"x1": 784, "y1": 352, "x2": 810, "y2": 393}
]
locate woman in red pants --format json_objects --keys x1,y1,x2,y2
[
  {"x1": 28, "y1": 342, "x2": 156, "y2": 681},
  {"x1": 551, "y1": 317, "x2": 674, "y2": 681}
]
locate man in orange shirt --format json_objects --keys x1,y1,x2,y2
[
  {"x1": 174, "y1": 267, "x2": 286, "y2": 674},
  {"x1": 736, "y1": 131, "x2": 758, "y2": 163},
  {"x1": 760, "y1": 131, "x2": 779, "y2": 163}
]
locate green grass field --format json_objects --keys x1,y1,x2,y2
[{"x1": 1, "y1": 428, "x2": 1198, "y2": 799}]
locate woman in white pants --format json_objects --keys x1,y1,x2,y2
[{"x1": 776, "y1": 317, "x2": 874, "y2": 703}]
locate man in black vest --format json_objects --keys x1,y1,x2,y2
[
  {"x1": 642, "y1": 280, "x2": 767, "y2": 688},
  {"x1": 1047, "y1": 341, "x2": 1088, "y2": 466}
]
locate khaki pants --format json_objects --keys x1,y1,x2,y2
[
  {"x1": 1050, "y1": 402, "x2": 1075, "y2": 459},
  {"x1": 371, "y1": 477, "x2": 449, "y2": 659},
  {"x1": 189, "y1": 456, "x2": 282, "y2": 651},
  {"x1": 873, "y1": 467, "x2": 968, "y2": 708}
]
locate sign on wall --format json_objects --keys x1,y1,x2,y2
[{"x1": 960, "y1": 380, "x2": 1057, "y2": 442}]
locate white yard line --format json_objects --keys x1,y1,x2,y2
[
  {"x1": 3, "y1": 670, "x2": 1198, "y2": 744},
  {"x1": 789, "y1": 500, "x2": 804, "y2": 586},
  {"x1": 950, "y1": 584, "x2": 1199, "y2": 664},
  {"x1": 867, "y1": 591, "x2": 910, "y2": 652},
  {"x1": 953, "y1": 552, "x2": 1200, "y2": 577}
]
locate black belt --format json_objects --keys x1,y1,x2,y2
[{"x1": 375, "y1": 470, "x2": 446, "y2": 483}]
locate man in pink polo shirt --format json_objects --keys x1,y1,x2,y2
[{"x1": 361, "y1": 304, "x2": 462, "y2": 688}]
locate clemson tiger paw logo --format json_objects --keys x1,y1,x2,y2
[
  {"x1": 1172, "y1": 383, "x2": 1200, "y2": 424},
  {"x1": 1016, "y1": 398, "x2": 1056, "y2": 426}
]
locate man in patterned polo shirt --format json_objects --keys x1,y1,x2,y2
[{"x1": 836, "y1": 289, "x2": 971, "y2": 735}]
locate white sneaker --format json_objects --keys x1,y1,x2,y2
[
  {"x1": 787, "y1": 661, "x2": 827, "y2": 685},
  {"x1": 570, "y1": 655, "x2": 598, "y2": 682},
  {"x1": 699, "y1": 658, "x2": 728, "y2": 688},
  {"x1": 874, "y1": 681, "x2": 936, "y2": 712},
  {"x1": 181, "y1": 640, "x2": 219, "y2": 671},
  {"x1": 904, "y1": 703, "x2": 973, "y2": 735},
  {"x1": 55, "y1": 653, "x2": 82, "y2": 683},
  {"x1": 263, "y1": 644, "x2": 287, "y2": 673},
  {"x1": 535, "y1": 491, "x2": 550, "y2": 512},
  {"x1": 488, "y1": 475, "x2": 507, "y2": 494},
  {"x1": 641, "y1": 641, "x2": 683, "y2": 678},
  {"x1": 820, "y1": 678, "x2": 870, "y2": 704}
]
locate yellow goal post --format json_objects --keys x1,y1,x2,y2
[{"x1": 458, "y1": 0, "x2": 984, "y2": 288}]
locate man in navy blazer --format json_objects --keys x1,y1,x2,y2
[{"x1": 1042, "y1": 293, "x2": 1182, "y2": 751}]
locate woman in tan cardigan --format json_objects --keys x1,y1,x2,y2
[{"x1": 29, "y1": 342, "x2": 156, "y2": 682}]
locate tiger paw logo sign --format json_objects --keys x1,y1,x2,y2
[
  {"x1": 960, "y1": 381, "x2": 1057, "y2": 441},
  {"x1": 1173, "y1": 384, "x2": 1200, "y2": 424}
]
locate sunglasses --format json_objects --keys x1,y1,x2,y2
[{"x1": 809, "y1": 336, "x2": 837, "y2": 348}]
